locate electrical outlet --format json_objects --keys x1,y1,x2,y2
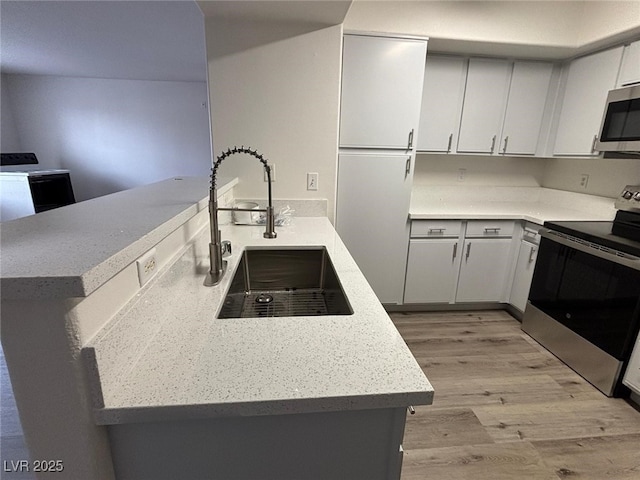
[
  {"x1": 307, "y1": 172, "x2": 318, "y2": 191},
  {"x1": 136, "y1": 248, "x2": 158, "y2": 287},
  {"x1": 580, "y1": 174, "x2": 589, "y2": 189},
  {"x1": 264, "y1": 164, "x2": 276, "y2": 182},
  {"x1": 458, "y1": 168, "x2": 466, "y2": 182}
]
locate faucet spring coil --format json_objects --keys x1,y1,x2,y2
[{"x1": 211, "y1": 146, "x2": 270, "y2": 190}]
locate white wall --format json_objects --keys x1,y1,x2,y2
[
  {"x1": 1, "y1": 74, "x2": 21, "y2": 151},
  {"x1": 3, "y1": 74, "x2": 212, "y2": 201},
  {"x1": 205, "y1": 20, "x2": 342, "y2": 222}
]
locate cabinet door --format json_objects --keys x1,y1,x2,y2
[
  {"x1": 339, "y1": 35, "x2": 427, "y2": 149},
  {"x1": 509, "y1": 241, "x2": 538, "y2": 312},
  {"x1": 456, "y1": 238, "x2": 512, "y2": 303},
  {"x1": 336, "y1": 153, "x2": 412, "y2": 304},
  {"x1": 618, "y1": 40, "x2": 640, "y2": 87},
  {"x1": 553, "y1": 46, "x2": 624, "y2": 156},
  {"x1": 417, "y1": 56, "x2": 467, "y2": 152},
  {"x1": 501, "y1": 62, "x2": 553, "y2": 156},
  {"x1": 457, "y1": 58, "x2": 511, "y2": 154},
  {"x1": 623, "y1": 335, "x2": 640, "y2": 395},
  {"x1": 404, "y1": 238, "x2": 461, "y2": 304}
]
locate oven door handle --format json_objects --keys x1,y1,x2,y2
[{"x1": 540, "y1": 227, "x2": 640, "y2": 271}]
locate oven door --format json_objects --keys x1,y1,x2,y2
[{"x1": 523, "y1": 229, "x2": 640, "y2": 395}]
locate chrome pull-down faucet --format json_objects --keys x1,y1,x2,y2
[{"x1": 204, "y1": 146, "x2": 277, "y2": 287}]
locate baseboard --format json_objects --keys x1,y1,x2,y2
[{"x1": 384, "y1": 302, "x2": 506, "y2": 313}]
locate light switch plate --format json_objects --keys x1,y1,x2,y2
[
  {"x1": 307, "y1": 172, "x2": 318, "y2": 191},
  {"x1": 136, "y1": 248, "x2": 158, "y2": 287}
]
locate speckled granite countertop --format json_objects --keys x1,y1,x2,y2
[
  {"x1": 0, "y1": 176, "x2": 237, "y2": 300},
  {"x1": 410, "y1": 186, "x2": 617, "y2": 223},
  {"x1": 84, "y1": 218, "x2": 434, "y2": 425}
]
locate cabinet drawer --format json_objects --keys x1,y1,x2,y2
[
  {"x1": 411, "y1": 220, "x2": 462, "y2": 237},
  {"x1": 465, "y1": 220, "x2": 515, "y2": 237}
]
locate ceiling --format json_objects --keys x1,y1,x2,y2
[
  {"x1": 8, "y1": 1, "x2": 633, "y2": 83},
  {"x1": 0, "y1": 0, "x2": 352, "y2": 83},
  {"x1": 0, "y1": 1, "x2": 208, "y2": 82}
]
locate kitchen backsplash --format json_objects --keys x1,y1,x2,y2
[
  {"x1": 543, "y1": 157, "x2": 640, "y2": 198},
  {"x1": 235, "y1": 198, "x2": 327, "y2": 218},
  {"x1": 415, "y1": 154, "x2": 640, "y2": 198}
]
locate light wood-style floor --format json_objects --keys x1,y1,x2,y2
[
  {"x1": 2, "y1": 311, "x2": 640, "y2": 479},
  {"x1": 393, "y1": 310, "x2": 640, "y2": 480}
]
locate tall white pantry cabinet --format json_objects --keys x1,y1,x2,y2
[{"x1": 336, "y1": 33, "x2": 428, "y2": 305}]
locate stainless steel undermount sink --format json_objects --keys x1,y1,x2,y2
[{"x1": 218, "y1": 247, "x2": 353, "y2": 318}]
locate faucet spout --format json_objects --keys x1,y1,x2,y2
[{"x1": 204, "y1": 146, "x2": 277, "y2": 287}]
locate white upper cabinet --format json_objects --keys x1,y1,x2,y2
[
  {"x1": 418, "y1": 56, "x2": 555, "y2": 157},
  {"x1": 553, "y1": 46, "x2": 624, "y2": 156},
  {"x1": 500, "y1": 61, "x2": 554, "y2": 156},
  {"x1": 417, "y1": 56, "x2": 467, "y2": 152},
  {"x1": 457, "y1": 58, "x2": 511, "y2": 154},
  {"x1": 618, "y1": 40, "x2": 640, "y2": 87},
  {"x1": 339, "y1": 34, "x2": 427, "y2": 149}
]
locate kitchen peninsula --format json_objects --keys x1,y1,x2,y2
[{"x1": 0, "y1": 177, "x2": 433, "y2": 480}]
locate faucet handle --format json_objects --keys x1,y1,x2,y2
[{"x1": 221, "y1": 241, "x2": 232, "y2": 258}]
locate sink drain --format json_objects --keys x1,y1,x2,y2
[{"x1": 255, "y1": 293, "x2": 274, "y2": 304}]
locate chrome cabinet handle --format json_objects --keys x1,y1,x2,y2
[
  {"x1": 591, "y1": 134, "x2": 598, "y2": 153},
  {"x1": 447, "y1": 133, "x2": 453, "y2": 153},
  {"x1": 452, "y1": 243, "x2": 458, "y2": 261},
  {"x1": 428, "y1": 228, "x2": 445, "y2": 234},
  {"x1": 405, "y1": 157, "x2": 411, "y2": 178},
  {"x1": 484, "y1": 227, "x2": 501, "y2": 234},
  {"x1": 528, "y1": 246, "x2": 537, "y2": 263},
  {"x1": 408, "y1": 129, "x2": 414, "y2": 149},
  {"x1": 466, "y1": 242, "x2": 471, "y2": 261},
  {"x1": 490, "y1": 135, "x2": 497, "y2": 154},
  {"x1": 502, "y1": 136, "x2": 509, "y2": 154}
]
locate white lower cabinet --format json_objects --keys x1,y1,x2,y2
[
  {"x1": 337, "y1": 153, "x2": 412, "y2": 305},
  {"x1": 404, "y1": 220, "x2": 515, "y2": 304},
  {"x1": 405, "y1": 238, "x2": 461, "y2": 303},
  {"x1": 509, "y1": 240, "x2": 538, "y2": 312},
  {"x1": 456, "y1": 238, "x2": 513, "y2": 303},
  {"x1": 623, "y1": 334, "x2": 640, "y2": 395},
  {"x1": 108, "y1": 407, "x2": 408, "y2": 480}
]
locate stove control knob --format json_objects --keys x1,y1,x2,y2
[
  {"x1": 633, "y1": 192, "x2": 640, "y2": 201},
  {"x1": 622, "y1": 190, "x2": 634, "y2": 199}
]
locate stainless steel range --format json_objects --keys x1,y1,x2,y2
[{"x1": 522, "y1": 185, "x2": 640, "y2": 397}]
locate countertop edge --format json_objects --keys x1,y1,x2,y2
[
  {"x1": 1, "y1": 177, "x2": 238, "y2": 300},
  {"x1": 94, "y1": 391, "x2": 435, "y2": 425}
]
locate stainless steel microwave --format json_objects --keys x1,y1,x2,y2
[{"x1": 596, "y1": 84, "x2": 640, "y2": 153}]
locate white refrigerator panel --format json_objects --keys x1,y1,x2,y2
[{"x1": 336, "y1": 153, "x2": 412, "y2": 304}]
